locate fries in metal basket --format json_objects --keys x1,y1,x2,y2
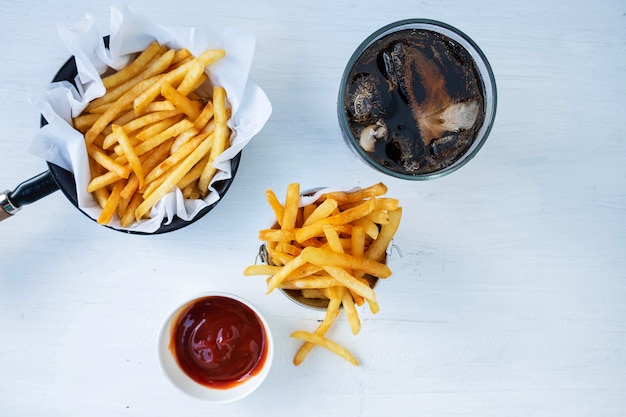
[
  {"x1": 72, "y1": 41, "x2": 231, "y2": 227},
  {"x1": 244, "y1": 182, "x2": 402, "y2": 366}
]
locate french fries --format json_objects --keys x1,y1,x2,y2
[
  {"x1": 244, "y1": 182, "x2": 402, "y2": 366},
  {"x1": 72, "y1": 40, "x2": 232, "y2": 227}
]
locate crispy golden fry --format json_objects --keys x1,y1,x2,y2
[
  {"x1": 97, "y1": 181, "x2": 124, "y2": 225},
  {"x1": 73, "y1": 113, "x2": 102, "y2": 132},
  {"x1": 198, "y1": 86, "x2": 229, "y2": 195},
  {"x1": 193, "y1": 101, "x2": 215, "y2": 132},
  {"x1": 322, "y1": 224, "x2": 344, "y2": 254},
  {"x1": 293, "y1": 300, "x2": 340, "y2": 366},
  {"x1": 302, "y1": 198, "x2": 338, "y2": 227},
  {"x1": 113, "y1": 124, "x2": 144, "y2": 187},
  {"x1": 290, "y1": 331, "x2": 359, "y2": 366},
  {"x1": 170, "y1": 126, "x2": 199, "y2": 154},
  {"x1": 281, "y1": 182, "x2": 300, "y2": 230},
  {"x1": 302, "y1": 247, "x2": 391, "y2": 279},
  {"x1": 87, "y1": 170, "x2": 122, "y2": 193},
  {"x1": 120, "y1": 192, "x2": 143, "y2": 228},
  {"x1": 176, "y1": 59, "x2": 205, "y2": 96},
  {"x1": 101, "y1": 41, "x2": 162, "y2": 90},
  {"x1": 87, "y1": 144, "x2": 131, "y2": 179},
  {"x1": 322, "y1": 265, "x2": 377, "y2": 303},
  {"x1": 265, "y1": 189, "x2": 284, "y2": 228},
  {"x1": 266, "y1": 253, "x2": 307, "y2": 293},
  {"x1": 365, "y1": 208, "x2": 402, "y2": 262},
  {"x1": 321, "y1": 182, "x2": 388, "y2": 204},
  {"x1": 161, "y1": 82, "x2": 201, "y2": 120},
  {"x1": 341, "y1": 288, "x2": 361, "y2": 335},
  {"x1": 243, "y1": 265, "x2": 283, "y2": 276},
  {"x1": 278, "y1": 275, "x2": 338, "y2": 290},
  {"x1": 258, "y1": 228, "x2": 296, "y2": 243}
]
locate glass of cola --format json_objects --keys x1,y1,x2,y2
[{"x1": 338, "y1": 19, "x2": 497, "y2": 180}]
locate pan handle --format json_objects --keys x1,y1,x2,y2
[{"x1": 1, "y1": 171, "x2": 60, "y2": 221}]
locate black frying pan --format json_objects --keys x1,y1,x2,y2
[{"x1": 0, "y1": 45, "x2": 241, "y2": 234}]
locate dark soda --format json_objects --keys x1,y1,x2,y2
[{"x1": 343, "y1": 28, "x2": 486, "y2": 175}]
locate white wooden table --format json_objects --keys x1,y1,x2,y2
[{"x1": 1, "y1": 1, "x2": 625, "y2": 415}]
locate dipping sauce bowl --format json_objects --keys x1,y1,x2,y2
[{"x1": 158, "y1": 293, "x2": 274, "y2": 402}]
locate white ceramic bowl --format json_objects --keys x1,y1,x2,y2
[{"x1": 158, "y1": 292, "x2": 274, "y2": 403}]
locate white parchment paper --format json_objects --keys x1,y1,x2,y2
[{"x1": 29, "y1": 4, "x2": 272, "y2": 233}]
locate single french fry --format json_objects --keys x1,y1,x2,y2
[
  {"x1": 161, "y1": 82, "x2": 201, "y2": 120},
  {"x1": 302, "y1": 247, "x2": 390, "y2": 279},
  {"x1": 176, "y1": 59, "x2": 205, "y2": 96},
  {"x1": 322, "y1": 265, "x2": 377, "y2": 303},
  {"x1": 374, "y1": 197, "x2": 400, "y2": 211},
  {"x1": 97, "y1": 181, "x2": 124, "y2": 225},
  {"x1": 258, "y1": 229, "x2": 296, "y2": 243},
  {"x1": 243, "y1": 265, "x2": 282, "y2": 276},
  {"x1": 193, "y1": 101, "x2": 215, "y2": 132},
  {"x1": 101, "y1": 41, "x2": 162, "y2": 90},
  {"x1": 265, "y1": 189, "x2": 285, "y2": 228},
  {"x1": 364, "y1": 207, "x2": 402, "y2": 262},
  {"x1": 120, "y1": 193, "x2": 143, "y2": 228},
  {"x1": 172, "y1": 48, "x2": 192, "y2": 65},
  {"x1": 112, "y1": 124, "x2": 144, "y2": 187},
  {"x1": 290, "y1": 330, "x2": 359, "y2": 366},
  {"x1": 323, "y1": 182, "x2": 388, "y2": 204},
  {"x1": 196, "y1": 48, "x2": 226, "y2": 67},
  {"x1": 341, "y1": 288, "x2": 361, "y2": 335},
  {"x1": 302, "y1": 198, "x2": 338, "y2": 226},
  {"x1": 278, "y1": 276, "x2": 339, "y2": 290},
  {"x1": 322, "y1": 224, "x2": 344, "y2": 254},
  {"x1": 350, "y1": 225, "x2": 366, "y2": 258},
  {"x1": 293, "y1": 301, "x2": 340, "y2": 366},
  {"x1": 281, "y1": 182, "x2": 300, "y2": 230},
  {"x1": 266, "y1": 253, "x2": 307, "y2": 294},
  {"x1": 170, "y1": 126, "x2": 199, "y2": 154},
  {"x1": 73, "y1": 113, "x2": 102, "y2": 132},
  {"x1": 87, "y1": 144, "x2": 131, "y2": 179},
  {"x1": 198, "y1": 86, "x2": 229, "y2": 195},
  {"x1": 87, "y1": 170, "x2": 122, "y2": 193}
]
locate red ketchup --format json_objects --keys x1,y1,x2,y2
[{"x1": 169, "y1": 296, "x2": 268, "y2": 389}]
